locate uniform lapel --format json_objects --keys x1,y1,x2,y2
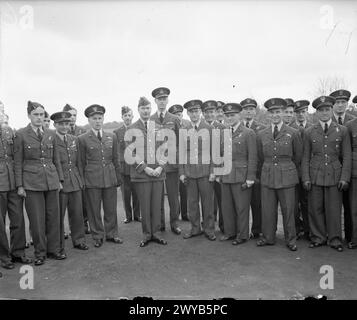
[
  {"x1": 275, "y1": 124, "x2": 287, "y2": 140},
  {"x1": 26, "y1": 124, "x2": 40, "y2": 142}
]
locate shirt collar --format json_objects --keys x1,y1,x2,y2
[
  {"x1": 297, "y1": 120, "x2": 307, "y2": 127},
  {"x1": 191, "y1": 119, "x2": 201, "y2": 128},
  {"x1": 333, "y1": 112, "x2": 345, "y2": 122},
  {"x1": 244, "y1": 119, "x2": 253, "y2": 127},
  {"x1": 30, "y1": 124, "x2": 43, "y2": 133},
  {"x1": 91, "y1": 128, "x2": 103, "y2": 136},
  {"x1": 271, "y1": 121, "x2": 283, "y2": 132},
  {"x1": 157, "y1": 110, "x2": 166, "y2": 117},
  {"x1": 56, "y1": 131, "x2": 66, "y2": 141},
  {"x1": 319, "y1": 119, "x2": 332, "y2": 130}
]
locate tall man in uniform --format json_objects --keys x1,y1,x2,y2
[
  {"x1": 330, "y1": 90, "x2": 355, "y2": 243},
  {"x1": 219, "y1": 103, "x2": 257, "y2": 245},
  {"x1": 168, "y1": 104, "x2": 189, "y2": 221},
  {"x1": 256, "y1": 98, "x2": 302, "y2": 251},
  {"x1": 0, "y1": 118, "x2": 31, "y2": 270},
  {"x1": 289, "y1": 100, "x2": 313, "y2": 239},
  {"x1": 216, "y1": 101, "x2": 225, "y2": 124},
  {"x1": 14, "y1": 101, "x2": 65, "y2": 266},
  {"x1": 114, "y1": 106, "x2": 140, "y2": 224},
  {"x1": 180, "y1": 100, "x2": 216, "y2": 241},
  {"x1": 51, "y1": 111, "x2": 89, "y2": 253},
  {"x1": 78, "y1": 104, "x2": 122, "y2": 248},
  {"x1": 240, "y1": 98, "x2": 266, "y2": 238},
  {"x1": 283, "y1": 99, "x2": 295, "y2": 125},
  {"x1": 63, "y1": 104, "x2": 89, "y2": 234},
  {"x1": 150, "y1": 87, "x2": 181, "y2": 235},
  {"x1": 126, "y1": 97, "x2": 167, "y2": 247},
  {"x1": 302, "y1": 95, "x2": 351, "y2": 252}
]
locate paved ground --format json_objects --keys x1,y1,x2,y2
[{"x1": 0, "y1": 190, "x2": 356, "y2": 300}]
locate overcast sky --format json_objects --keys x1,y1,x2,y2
[{"x1": 0, "y1": 0, "x2": 356, "y2": 128}]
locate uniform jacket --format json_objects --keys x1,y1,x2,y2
[
  {"x1": 150, "y1": 111, "x2": 181, "y2": 173},
  {"x1": 302, "y1": 122, "x2": 351, "y2": 186},
  {"x1": 257, "y1": 124, "x2": 302, "y2": 189},
  {"x1": 69, "y1": 125, "x2": 86, "y2": 137},
  {"x1": 14, "y1": 124, "x2": 63, "y2": 191},
  {"x1": 346, "y1": 118, "x2": 357, "y2": 178},
  {"x1": 221, "y1": 122, "x2": 257, "y2": 184},
  {"x1": 178, "y1": 120, "x2": 214, "y2": 179},
  {"x1": 0, "y1": 126, "x2": 16, "y2": 192},
  {"x1": 78, "y1": 130, "x2": 121, "y2": 188},
  {"x1": 332, "y1": 113, "x2": 355, "y2": 125},
  {"x1": 289, "y1": 121, "x2": 313, "y2": 141},
  {"x1": 114, "y1": 124, "x2": 131, "y2": 176},
  {"x1": 126, "y1": 119, "x2": 166, "y2": 183},
  {"x1": 248, "y1": 120, "x2": 266, "y2": 133},
  {"x1": 55, "y1": 134, "x2": 83, "y2": 193}
]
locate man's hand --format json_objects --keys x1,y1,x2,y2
[
  {"x1": 17, "y1": 187, "x2": 26, "y2": 198},
  {"x1": 246, "y1": 180, "x2": 255, "y2": 188},
  {"x1": 59, "y1": 182, "x2": 63, "y2": 190},
  {"x1": 209, "y1": 173, "x2": 216, "y2": 182},
  {"x1": 179, "y1": 175, "x2": 186, "y2": 184},
  {"x1": 338, "y1": 180, "x2": 349, "y2": 191},
  {"x1": 152, "y1": 166, "x2": 163, "y2": 177},
  {"x1": 303, "y1": 181, "x2": 311, "y2": 191},
  {"x1": 215, "y1": 177, "x2": 221, "y2": 183},
  {"x1": 144, "y1": 167, "x2": 155, "y2": 176}
]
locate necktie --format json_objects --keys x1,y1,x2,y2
[
  {"x1": 144, "y1": 121, "x2": 147, "y2": 131},
  {"x1": 231, "y1": 126, "x2": 234, "y2": 134},
  {"x1": 300, "y1": 123, "x2": 304, "y2": 128},
  {"x1": 273, "y1": 125, "x2": 279, "y2": 139},
  {"x1": 37, "y1": 128, "x2": 43, "y2": 141},
  {"x1": 338, "y1": 116, "x2": 343, "y2": 125},
  {"x1": 246, "y1": 122, "x2": 250, "y2": 128},
  {"x1": 195, "y1": 125, "x2": 198, "y2": 131},
  {"x1": 63, "y1": 135, "x2": 68, "y2": 146},
  {"x1": 159, "y1": 112, "x2": 164, "y2": 124},
  {"x1": 97, "y1": 130, "x2": 101, "y2": 141},
  {"x1": 324, "y1": 123, "x2": 328, "y2": 134},
  {"x1": 70, "y1": 126, "x2": 75, "y2": 135}
]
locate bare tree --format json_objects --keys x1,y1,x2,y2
[{"x1": 312, "y1": 76, "x2": 349, "y2": 97}]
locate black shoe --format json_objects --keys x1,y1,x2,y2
[
  {"x1": 30, "y1": 239, "x2": 34, "y2": 246},
  {"x1": 348, "y1": 242, "x2": 357, "y2": 249},
  {"x1": 331, "y1": 244, "x2": 343, "y2": 252},
  {"x1": 249, "y1": 233, "x2": 260, "y2": 239},
  {"x1": 205, "y1": 233, "x2": 216, "y2": 241},
  {"x1": 309, "y1": 241, "x2": 325, "y2": 248},
  {"x1": 106, "y1": 237, "x2": 123, "y2": 244},
  {"x1": 123, "y1": 218, "x2": 132, "y2": 224},
  {"x1": 74, "y1": 243, "x2": 89, "y2": 250},
  {"x1": 47, "y1": 252, "x2": 67, "y2": 260},
  {"x1": 64, "y1": 232, "x2": 69, "y2": 240},
  {"x1": 171, "y1": 227, "x2": 181, "y2": 235},
  {"x1": 220, "y1": 235, "x2": 235, "y2": 241},
  {"x1": 1, "y1": 261, "x2": 15, "y2": 270},
  {"x1": 183, "y1": 231, "x2": 203, "y2": 239},
  {"x1": 25, "y1": 242, "x2": 30, "y2": 249},
  {"x1": 232, "y1": 239, "x2": 247, "y2": 245},
  {"x1": 160, "y1": 226, "x2": 166, "y2": 232},
  {"x1": 134, "y1": 217, "x2": 142, "y2": 222},
  {"x1": 34, "y1": 257, "x2": 45, "y2": 266},
  {"x1": 94, "y1": 239, "x2": 103, "y2": 248},
  {"x1": 11, "y1": 255, "x2": 33, "y2": 264},
  {"x1": 256, "y1": 239, "x2": 274, "y2": 247},
  {"x1": 139, "y1": 240, "x2": 150, "y2": 247},
  {"x1": 152, "y1": 237, "x2": 167, "y2": 245},
  {"x1": 287, "y1": 244, "x2": 298, "y2": 251}
]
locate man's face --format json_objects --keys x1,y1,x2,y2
[
  {"x1": 155, "y1": 96, "x2": 168, "y2": 113},
  {"x1": 43, "y1": 118, "x2": 51, "y2": 129},
  {"x1": 187, "y1": 108, "x2": 201, "y2": 123},
  {"x1": 295, "y1": 108, "x2": 308, "y2": 123},
  {"x1": 224, "y1": 112, "x2": 240, "y2": 127},
  {"x1": 317, "y1": 106, "x2": 332, "y2": 122},
  {"x1": 54, "y1": 121, "x2": 70, "y2": 135},
  {"x1": 216, "y1": 108, "x2": 224, "y2": 122},
  {"x1": 242, "y1": 106, "x2": 256, "y2": 121},
  {"x1": 68, "y1": 109, "x2": 77, "y2": 125},
  {"x1": 204, "y1": 109, "x2": 216, "y2": 123},
  {"x1": 269, "y1": 108, "x2": 283, "y2": 125},
  {"x1": 175, "y1": 112, "x2": 183, "y2": 120},
  {"x1": 138, "y1": 104, "x2": 152, "y2": 121},
  {"x1": 333, "y1": 99, "x2": 348, "y2": 115},
  {"x1": 283, "y1": 106, "x2": 294, "y2": 124},
  {"x1": 28, "y1": 107, "x2": 45, "y2": 127},
  {"x1": 122, "y1": 110, "x2": 133, "y2": 126},
  {"x1": 88, "y1": 114, "x2": 104, "y2": 130}
]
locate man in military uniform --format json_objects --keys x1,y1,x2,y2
[
  {"x1": 126, "y1": 97, "x2": 167, "y2": 247},
  {"x1": 289, "y1": 100, "x2": 313, "y2": 239},
  {"x1": 216, "y1": 101, "x2": 225, "y2": 124},
  {"x1": 202, "y1": 100, "x2": 225, "y2": 233},
  {"x1": 62, "y1": 104, "x2": 89, "y2": 234},
  {"x1": 180, "y1": 100, "x2": 216, "y2": 241},
  {"x1": 330, "y1": 90, "x2": 355, "y2": 244},
  {"x1": 346, "y1": 114, "x2": 357, "y2": 249},
  {"x1": 78, "y1": 104, "x2": 122, "y2": 248},
  {"x1": 14, "y1": 101, "x2": 65, "y2": 266},
  {"x1": 1, "y1": 118, "x2": 31, "y2": 270},
  {"x1": 302, "y1": 96, "x2": 351, "y2": 252},
  {"x1": 43, "y1": 111, "x2": 51, "y2": 129},
  {"x1": 150, "y1": 87, "x2": 181, "y2": 235},
  {"x1": 168, "y1": 104, "x2": 189, "y2": 221},
  {"x1": 283, "y1": 99, "x2": 295, "y2": 125},
  {"x1": 51, "y1": 111, "x2": 89, "y2": 253},
  {"x1": 256, "y1": 98, "x2": 302, "y2": 251},
  {"x1": 240, "y1": 98, "x2": 266, "y2": 238},
  {"x1": 219, "y1": 103, "x2": 257, "y2": 245},
  {"x1": 114, "y1": 106, "x2": 140, "y2": 224}
]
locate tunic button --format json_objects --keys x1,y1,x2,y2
[
  {"x1": 325, "y1": 163, "x2": 328, "y2": 165},
  {"x1": 324, "y1": 145, "x2": 327, "y2": 147},
  {"x1": 69, "y1": 169, "x2": 72, "y2": 172},
  {"x1": 274, "y1": 163, "x2": 277, "y2": 166}
]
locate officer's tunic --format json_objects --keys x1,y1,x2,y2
[
  {"x1": 14, "y1": 124, "x2": 63, "y2": 258},
  {"x1": 0, "y1": 126, "x2": 26, "y2": 263},
  {"x1": 302, "y1": 121, "x2": 351, "y2": 246},
  {"x1": 257, "y1": 123, "x2": 302, "y2": 246}
]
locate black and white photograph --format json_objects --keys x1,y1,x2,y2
[{"x1": 0, "y1": 0, "x2": 356, "y2": 304}]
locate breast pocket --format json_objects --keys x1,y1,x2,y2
[{"x1": 25, "y1": 143, "x2": 40, "y2": 158}]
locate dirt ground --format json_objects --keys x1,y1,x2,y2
[{"x1": 0, "y1": 190, "x2": 356, "y2": 300}]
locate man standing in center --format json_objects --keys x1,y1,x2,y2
[
  {"x1": 78, "y1": 104, "x2": 122, "y2": 248},
  {"x1": 150, "y1": 87, "x2": 182, "y2": 235}
]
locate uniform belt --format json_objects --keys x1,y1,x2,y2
[
  {"x1": 24, "y1": 158, "x2": 53, "y2": 165},
  {"x1": 264, "y1": 156, "x2": 292, "y2": 162},
  {"x1": 0, "y1": 156, "x2": 13, "y2": 161},
  {"x1": 87, "y1": 160, "x2": 112, "y2": 164},
  {"x1": 311, "y1": 154, "x2": 339, "y2": 162}
]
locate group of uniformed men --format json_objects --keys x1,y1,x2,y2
[{"x1": 1, "y1": 87, "x2": 357, "y2": 277}]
